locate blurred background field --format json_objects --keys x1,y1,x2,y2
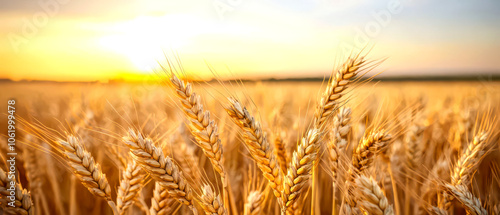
[{"x1": 1, "y1": 79, "x2": 500, "y2": 214}]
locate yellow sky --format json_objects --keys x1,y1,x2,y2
[{"x1": 1, "y1": 0, "x2": 500, "y2": 82}]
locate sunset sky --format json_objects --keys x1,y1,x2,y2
[{"x1": 1, "y1": 0, "x2": 500, "y2": 82}]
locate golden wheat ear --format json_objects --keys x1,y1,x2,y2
[
  {"x1": 312, "y1": 55, "x2": 366, "y2": 129},
  {"x1": 122, "y1": 129, "x2": 198, "y2": 215},
  {"x1": 168, "y1": 73, "x2": 232, "y2": 213},
  {"x1": 150, "y1": 182, "x2": 178, "y2": 215},
  {"x1": 283, "y1": 128, "x2": 321, "y2": 213},
  {"x1": 225, "y1": 97, "x2": 286, "y2": 211},
  {"x1": 444, "y1": 184, "x2": 487, "y2": 215},
  {"x1": 116, "y1": 160, "x2": 146, "y2": 215},
  {"x1": 244, "y1": 191, "x2": 264, "y2": 215},
  {"x1": 200, "y1": 184, "x2": 226, "y2": 215},
  {"x1": 441, "y1": 131, "x2": 490, "y2": 210},
  {"x1": 0, "y1": 168, "x2": 34, "y2": 215},
  {"x1": 354, "y1": 175, "x2": 394, "y2": 215},
  {"x1": 58, "y1": 135, "x2": 117, "y2": 214}
]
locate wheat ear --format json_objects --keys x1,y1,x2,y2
[
  {"x1": 169, "y1": 74, "x2": 230, "y2": 212},
  {"x1": 328, "y1": 107, "x2": 351, "y2": 215},
  {"x1": 274, "y1": 132, "x2": 288, "y2": 171},
  {"x1": 328, "y1": 107, "x2": 352, "y2": 181},
  {"x1": 150, "y1": 182, "x2": 177, "y2": 215},
  {"x1": 225, "y1": 98, "x2": 285, "y2": 210},
  {"x1": 200, "y1": 185, "x2": 226, "y2": 215},
  {"x1": 346, "y1": 130, "x2": 392, "y2": 207},
  {"x1": 354, "y1": 175, "x2": 394, "y2": 215},
  {"x1": 312, "y1": 56, "x2": 365, "y2": 129},
  {"x1": 0, "y1": 168, "x2": 34, "y2": 215},
  {"x1": 244, "y1": 191, "x2": 264, "y2": 215},
  {"x1": 122, "y1": 129, "x2": 197, "y2": 214},
  {"x1": 451, "y1": 132, "x2": 488, "y2": 186},
  {"x1": 58, "y1": 135, "x2": 117, "y2": 214},
  {"x1": 283, "y1": 128, "x2": 321, "y2": 213},
  {"x1": 351, "y1": 130, "x2": 392, "y2": 175},
  {"x1": 428, "y1": 206, "x2": 448, "y2": 215},
  {"x1": 442, "y1": 132, "x2": 489, "y2": 210},
  {"x1": 117, "y1": 160, "x2": 146, "y2": 215},
  {"x1": 444, "y1": 184, "x2": 487, "y2": 215},
  {"x1": 405, "y1": 124, "x2": 424, "y2": 169}
]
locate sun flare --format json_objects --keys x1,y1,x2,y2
[{"x1": 98, "y1": 14, "x2": 203, "y2": 72}]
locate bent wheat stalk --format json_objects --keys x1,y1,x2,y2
[
  {"x1": 122, "y1": 129, "x2": 197, "y2": 214},
  {"x1": 225, "y1": 97, "x2": 285, "y2": 211},
  {"x1": 58, "y1": 135, "x2": 117, "y2": 214}
]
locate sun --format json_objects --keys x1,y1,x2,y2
[{"x1": 98, "y1": 14, "x2": 201, "y2": 72}]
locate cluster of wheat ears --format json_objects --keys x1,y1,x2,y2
[{"x1": 1, "y1": 53, "x2": 500, "y2": 215}]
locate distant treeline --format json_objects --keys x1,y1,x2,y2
[
  {"x1": 209, "y1": 74, "x2": 500, "y2": 83},
  {"x1": 1, "y1": 74, "x2": 499, "y2": 84}
]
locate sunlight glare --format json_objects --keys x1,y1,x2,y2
[{"x1": 99, "y1": 14, "x2": 206, "y2": 72}]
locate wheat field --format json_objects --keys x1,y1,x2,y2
[{"x1": 1, "y1": 57, "x2": 500, "y2": 215}]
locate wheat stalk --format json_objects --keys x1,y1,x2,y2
[
  {"x1": 200, "y1": 184, "x2": 226, "y2": 215},
  {"x1": 312, "y1": 56, "x2": 365, "y2": 129},
  {"x1": 283, "y1": 128, "x2": 321, "y2": 213},
  {"x1": 122, "y1": 129, "x2": 197, "y2": 214},
  {"x1": 58, "y1": 135, "x2": 117, "y2": 214},
  {"x1": 169, "y1": 74, "x2": 230, "y2": 213},
  {"x1": 444, "y1": 184, "x2": 487, "y2": 215},
  {"x1": 117, "y1": 160, "x2": 146, "y2": 215},
  {"x1": 0, "y1": 168, "x2": 34, "y2": 215},
  {"x1": 244, "y1": 191, "x2": 264, "y2": 215},
  {"x1": 354, "y1": 175, "x2": 394, "y2": 215},
  {"x1": 225, "y1": 97, "x2": 285, "y2": 211}
]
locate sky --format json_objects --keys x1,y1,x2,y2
[{"x1": 1, "y1": 0, "x2": 500, "y2": 82}]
